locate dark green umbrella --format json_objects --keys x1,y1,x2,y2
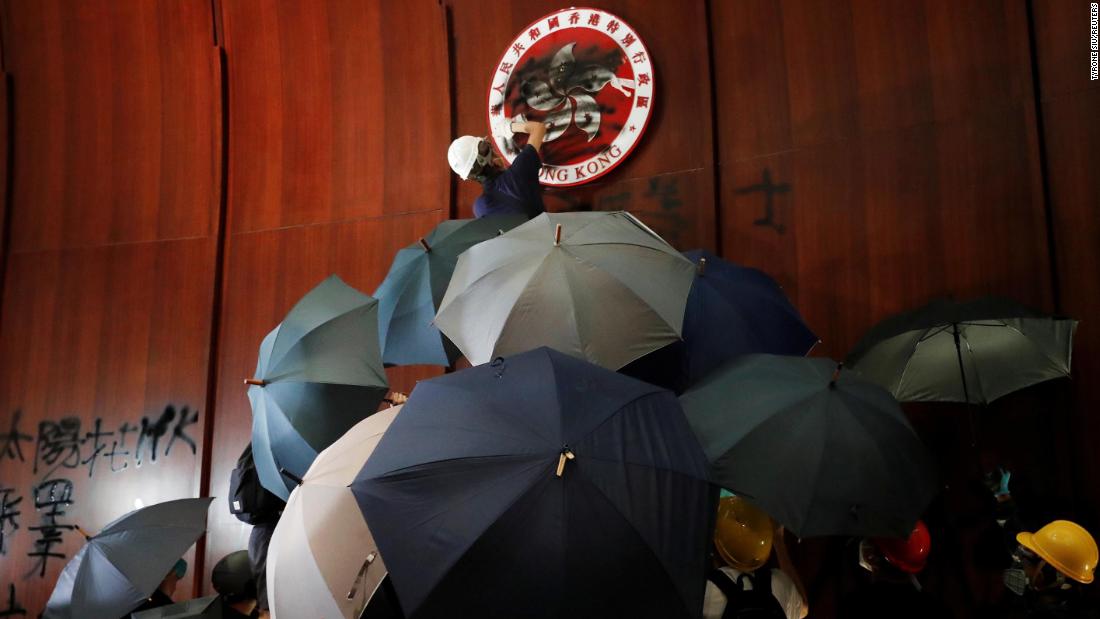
[
  {"x1": 680, "y1": 354, "x2": 936, "y2": 538},
  {"x1": 845, "y1": 297, "x2": 1076, "y2": 404},
  {"x1": 247, "y1": 275, "x2": 389, "y2": 500},
  {"x1": 373, "y1": 215, "x2": 525, "y2": 367}
]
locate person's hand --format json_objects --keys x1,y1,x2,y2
[
  {"x1": 385, "y1": 391, "x2": 408, "y2": 406},
  {"x1": 983, "y1": 466, "x2": 1012, "y2": 500},
  {"x1": 491, "y1": 116, "x2": 516, "y2": 141}
]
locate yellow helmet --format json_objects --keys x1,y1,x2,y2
[
  {"x1": 714, "y1": 495, "x2": 773, "y2": 572},
  {"x1": 1017, "y1": 520, "x2": 1098, "y2": 584}
]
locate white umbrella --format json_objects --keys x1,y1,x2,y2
[
  {"x1": 435, "y1": 211, "x2": 695, "y2": 369},
  {"x1": 267, "y1": 406, "x2": 400, "y2": 619}
]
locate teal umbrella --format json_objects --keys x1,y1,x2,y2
[
  {"x1": 681, "y1": 354, "x2": 935, "y2": 538},
  {"x1": 846, "y1": 297, "x2": 1076, "y2": 404},
  {"x1": 247, "y1": 275, "x2": 389, "y2": 500},
  {"x1": 374, "y1": 215, "x2": 525, "y2": 367},
  {"x1": 44, "y1": 498, "x2": 213, "y2": 619}
]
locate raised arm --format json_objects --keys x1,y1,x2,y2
[{"x1": 511, "y1": 120, "x2": 549, "y2": 152}]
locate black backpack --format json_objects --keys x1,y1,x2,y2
[
  {"x1": 708, "y1": 568, "x2": 786, "y2": 619},
  {"x1": 228, "y1": 443, "x2": 285, "y2": 525}
]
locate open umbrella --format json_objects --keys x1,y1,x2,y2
[
  {"x1": 268, "y1": 405, "x2": 401, "y2": 619},
  {"x1": 434, "y1": 212, "x2": 696, "y2": 369},
  {"x1": 845, "y1": 297, "x2": 1076, "y2": 404},
  {"x1": 621, "y1": 249, "x2": 818, "y2": 393},
  {"x1": 681, "y1": 354, "x2": 935, "y2": 538},
  {"x1": 352, "y1": 347, "x2": 713, "y2": 619},
  {"x1": 131, "y1": 595, "x2": 221, "y2": 619},
  {"x1": 374, "y1": 215, "x2": 526, "y2": 367},
  {"x1": 44, "y1": 497, "x2": 213, "y2": 619},
  {"x1": 247, "y1": 275, "x2": 389, "y2": 500}
]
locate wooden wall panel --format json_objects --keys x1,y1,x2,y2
[
  {"x1": 1034, "y1": 0, "x2": 1100, "y2": 525},
  {"x1": 222, "y1": 0, "x2": 449, "y2": 234},
  {"x1": 204, "y1": 0, "x2": 451, "y2": 594},
  {"x1": 447, "y1": 0, "x2": 717, "y2": 250},
  {"x1": 0, "y1": 239, "x2": 217, "y2": 613},
  {"x1": 714, "y1": 0, "x2": 1051, "y2": 358},
  {"x1": 1, "y1": 0, "x2": 218, "y2": 252}
]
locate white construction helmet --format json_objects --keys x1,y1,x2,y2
[{"x1": 447, "y1": 135, "x2": 483, "y2": 180}]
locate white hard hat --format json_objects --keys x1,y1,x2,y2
[{"x1": 448, "y1": 135, "x2": 482, "y2": 180}]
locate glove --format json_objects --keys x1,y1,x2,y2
[{"x1": 491, "y1": 116, "x2": 515, "y2": 141}]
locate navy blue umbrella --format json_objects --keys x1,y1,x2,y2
[
  {"x1": 351, "y1": 347, "x2": 713, "y2": 619},
  {"x1": 621, "y1": 249, "x2": 818, "y2": 393}
]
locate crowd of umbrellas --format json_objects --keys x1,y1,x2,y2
[{"x1": 42, "y1": 211, "x2": 1077, "y2": 618}]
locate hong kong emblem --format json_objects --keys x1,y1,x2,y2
[{"x1": 487, "y1": 8, "x2": 655, "y2": 187}]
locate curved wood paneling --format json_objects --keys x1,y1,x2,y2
[
  {"x1": 222, "y1": 0, "x2": 450, "y2": 233},
  {"x1": 2, "y1": 0, "x2": 219, "y2": 252}
]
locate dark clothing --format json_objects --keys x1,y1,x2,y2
[
  {"x1": 220, "y1": 598, "x2": 256, "y2": 619},
  {"x1": 473, "y1": 145, "x2": 544, "y2": 219},
  {"x1": 248, "y1": 520, "x2": 278, "y2": 611},
  {"x1": 839, "y1": 581, "x2": 955, "y2": 619},
  {"x1": 123, "y1": 588, "x2": 174, "y2": 618},
  {"x1": 990, "y1": 592, "x2": 1099, "y2": 619},
  {"x1": 359, "y1": 574, "x2": 405, "y2": 619}
]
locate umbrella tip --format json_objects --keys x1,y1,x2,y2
[
  {"x1": 829, "y1": 362, "x2": 843, "y2": 388},
  {"x1": 244, "y1": 378, "x2": 266, "y2": 387},
  {"x1": 554, "y1": 223, "x2": 562, "y2": 246},
  {"x1": 279, "y1": 467, "x2": 304, "y2": 486},
  {"x1": 76, "y1": 525, "x2": 92, "y2": 540},
  {"x1": 418, "y1": 237, "x2": 431, "y2": 252},
  {"x1": 697, "y1": 257, "x2": 707, "y2": 276}
]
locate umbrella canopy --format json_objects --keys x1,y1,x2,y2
[
  {"x1": 247, "y1": 275, "x2": 390, "y2": 500},
  {"x1": 268, "y1": 405, "x2": 400, "y2": 619},
  {"x1": 131, "y1": 595, "x2": 221, "y2": 619},
  {"x1": 621, "y1": 249, "x2": 818, "y2": 393},
  {"x1": 434, "y1": 212, "x2": 696, "y2": 369},
  {"x1": 374, "y1": 215, "x2": 527, "y2": 367},
  {"x1": 681, "y1": 354, "x2": 935, "y2": 538},
  {"x1": 846, "y1": 297, "x2": 1077, "y2": 404},
  {"x1": 352, "y1": 347, "x2": 713, "y2": 619},
  {"x1": 211, "y1": 550, "x2": 253, "y2": 601},
  {"x1": 44, "y1": 497, "x2": 213, "y2": 619}
]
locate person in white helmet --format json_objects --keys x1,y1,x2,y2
[{"x1": 448, "y1": 118, "x2": 548, "y2": 219}]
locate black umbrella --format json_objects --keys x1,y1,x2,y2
[
  {"x1": 681, "y1": 354, "x2": 936, "y2": 538},
  {"x1": 846, "y1": 297, "x2": 1076, "y2": 404},
  {"x1": 351, "y1": 347, "x2": 713, "y2": 619}
]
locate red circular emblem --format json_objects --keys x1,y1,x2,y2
[{"x1": 486, "y1": 8, "x2": 655, "y2": 187}]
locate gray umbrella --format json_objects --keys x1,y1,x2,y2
[
  {"x1": 434, "y1": 212, "x2": 696, "y2": 370},
  {"x1": 44, "y1": 497, "x2": 213, "y2": 619},
  {"x1": 846, "y1": 297, "x2": 1077, "y2": 404},
  {"x1": 131, "y1": 595, "x2": 222, "y2": 618},
  {"x1": 680, "y1": 354, "x2": 935, "y2": 538},
  {"x1": 247, "y1": 275, "x2": 389, "y2": 500}
]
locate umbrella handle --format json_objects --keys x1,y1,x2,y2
[
  {"x1": 555, "y1": 448, "x2": 575, "y2": 477},
  {"x1": 347, "y1": 551, "x2": 378, "y2": 601}
]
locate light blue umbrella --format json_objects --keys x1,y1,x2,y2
[
  {"x1": 374, "y1": 215, "x2": 526, "y2": 367},
  {"x1": 247, "y1": 275, "x2": 389, "y2": 500},
  {"x1": 44, "y1": 497, "x2": 213, "y2": 619}
]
